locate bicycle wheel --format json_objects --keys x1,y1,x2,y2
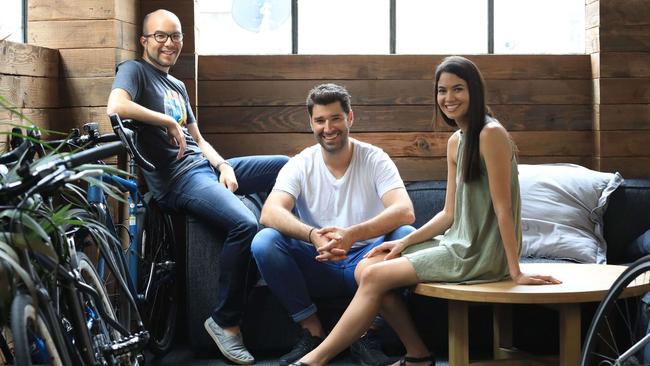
[
  {"x1": 581, "y1": 256, "x2": 650, "y2": 366},
  {"x1": 11, "y1": 293, "x2": 64, "y2": 366},
  {"x1": 138, "y1": 202, "x2": 177, "y2": 355}
]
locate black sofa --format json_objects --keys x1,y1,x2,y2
[{"x1": 182, "y1": 178, "x2": 650, "y2": 356}]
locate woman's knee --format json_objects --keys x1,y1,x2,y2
[{"x1": 358, "y1": 264, "x2": 389, "y2": 291}]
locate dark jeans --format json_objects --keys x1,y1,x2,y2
[
  {"x1": 251, "y1": 225, "x2": 415, "y2": 322},
  {"x1": 159, "y1": 156, "x2": 288, "y2": 327}
]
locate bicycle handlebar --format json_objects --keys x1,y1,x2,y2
[{"x1": 109, "y1": 113, "x2": 155, "y2": 172}]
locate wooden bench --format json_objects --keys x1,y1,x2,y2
[{"x1": 414, "y1": 263, "x2": 650, "y2": 366}]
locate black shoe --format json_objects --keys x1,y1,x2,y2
[
  {"x1": 279, "y1": 329, "x2": 323, "y2": 366},
  {"x1": 350, "y1": 329, "x2": 392, "y2": 366}
]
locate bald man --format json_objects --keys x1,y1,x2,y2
[{"x1": 107, "y1": 9, "x2": 288, "y2": 365}]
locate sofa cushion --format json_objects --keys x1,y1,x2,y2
[{"x1": 518, "y1": 164, "x2": 623, "y2": 263}]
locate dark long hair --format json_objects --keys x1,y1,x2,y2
[{"x1": 435, "y1": 56, "x2": 492, "y2": 182}]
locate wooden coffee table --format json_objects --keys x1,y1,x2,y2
[{"x1": 414, "y1": 263, "x2": 650, "y2": 366}]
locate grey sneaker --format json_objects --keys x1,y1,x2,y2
[{"x1": 204, "y1": 317, "x2": 255, "y2": 365}]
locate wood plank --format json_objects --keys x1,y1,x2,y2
[
  {"x1": 60, "y1": 77, "x2": 114, "y2": 107},
  {"x1": 0, "y1": 75, "x2": 60, "y2": 108},
  {"x1": 140, "y1": 0, "x2": 195, "y2": 53},
  {"x1": 0, "y1": 108, "x2": 57, "y2": 131},
  {"x1": 585, "y1": 1, "x2": 599, "y2": 29},
  {"x1": 590, "y1": 53, "x2": 600, "y2": 79},
  {"x1": 601, "y1": 0, "x2": 650, "y2": 27},
  {"x1": 0, "y1": 40, "x2": 59, "y2": 77},
  {"x1": 115, "y1": 0, "x2": 139, "y2": 24},
  {"x1": 203, "y1": 131, "x2": 593, "y2": 158},
  {"x1": 197, "y1": 106, "x2": 435, "y2": 133},
  {"x1": 395, "y1": 157, "x2": 446, "y2": 181},
  {"x1": 53, "y1": 107, "x2": 112, "y2": 134},
  {"x1": 599, "y1": 157, "x2": 650, "y2": 178},
  {"x1": 28, "y1": 20, "x2": 137, "y2": 51},
  {"x1": 182, "y1": 79, "x2": 197, "y2": 112},
  {"x1": 28, "y1": 0, "x2": 118, "y2": 21},
  {"x1": 197, "y1": 80, "x2": 592, "y2": 106},
  {"x1": 198, "y1": 104, "x2": 592, "y2": 134},
  {"x1": 599, "y1": 78, "x2": 650, "y2": 104},
  {"x1": 479, "y1": 105, "x2": 592, "y2": 131},
  {"x1": 586, "y1": 27, "x2": 600, "y2": 54},
  {"x1": 170, "y1": 53, "x2": 196, "y2": 80},
  {"x1": 198, "y1": 55, "x2": 591, "y2": 80},
  {"x1": 599, "y1": 52, "x2": 650, "y2": 77},
  {"x1": 599, "y1": 104, "x2": 650, "y2": 130},
  {"x1": 59, "y1": 48, "x2": 136, "y2": 77},
  {"x1": 600, "y1": 131, "x2": 650, "y2": 156},
  {"x1": 599, "y1": 25, "x2": 650, "y2": 52}
]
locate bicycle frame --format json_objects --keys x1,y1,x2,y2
[{"x1": 89, "y1": 157, "x2": 141, "y2": 296}]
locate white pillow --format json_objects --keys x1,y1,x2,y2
[{"x1": 518, "y1": 164, "x2": 623, "y2": 263}]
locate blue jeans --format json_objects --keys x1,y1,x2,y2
[
  {"x1": 158, "y1": 156, "x2": 289, "y2": 327},
  {"x1": 251, "y1": 225, "x2": 415, "y2": 322}
]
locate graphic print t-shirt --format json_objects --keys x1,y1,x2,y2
[{"x1": 111, "y1": 60, "x2": 205, "y2": 199}]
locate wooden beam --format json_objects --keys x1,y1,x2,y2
[
  {"x1": 202, "y1": 131, "x2": 593, "y2": 158},
  {"x1": 600, "y1": 131, "x2": 650, "y2": 156},
  {"x1": 198, "y1": 55, "x2": 591, "y2": 80},
  {"x1": 0, "y1": 40, "x2": 59, "y2": 77},
  {"x1": 59, "y1": 48, "x2": 136, "y2": 77},
  {"x1": 600, "y1": 78, "x2": 650, "y2": 104},
  {"x1": 28, "y1": 20, "x2": 138, "y2": 51},
  {"x1": 599, "y1": 52, "x2": 650, "y2": 77},
  {"x1": 599, "y1": 104, "x2": 650, "y2": 130},
  {"x1": 198, "y1": 80, "x2": 591, "y2": 107},
  {"x1": 28, "y1": 0, "x2": 138, "y2": 23},
  {"x1": 0, "y1": 75, "x2": 60, "y2": 108}
]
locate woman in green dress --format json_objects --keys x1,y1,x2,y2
[{"x1": 292, "y1": 56, "x2": 561, "y2": 366}]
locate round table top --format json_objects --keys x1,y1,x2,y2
[{"x1": 413, "y1": 263, "x2": 650, "y2": 304}]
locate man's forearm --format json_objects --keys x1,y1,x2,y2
[
  {"x1": 196, "y1": 138, "x2": 226, "y2": 167},
  {"x1": 106, "y1": 98, "x2": 173, "y2": 129},
  {"x1": 346, "y1": 202, "x2": 415, "y2": 243},
  {"x1": 260, "y1": 205, "x2": 313, "y2": 243}
]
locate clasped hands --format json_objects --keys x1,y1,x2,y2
[{"x1": 312, "y1": 226, "x2": 354, "y2": 262}]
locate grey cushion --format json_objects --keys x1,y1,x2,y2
[{"x1": 518, "y1": 164, "x2": 623, "y2": 263}]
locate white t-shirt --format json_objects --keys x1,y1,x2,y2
[{"x1": 273, "y1": 138, "x2": 405, "y2": 248}]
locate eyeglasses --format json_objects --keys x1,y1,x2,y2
[{"x1": 143, "y1": 32, "x2": 184, "y2": 43}]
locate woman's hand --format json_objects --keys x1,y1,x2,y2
[
  {"x1": 365, "y1": 239, "x2": 407, "y2": 261},
  {"x1": 511, "y1": 272, "x2": 562, "y2": 285}
]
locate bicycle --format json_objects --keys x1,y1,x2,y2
[
  {"x1": 61, "y1": 115, "x2": 178, "y2": 356},
  {"x1": 0, "y1": 127, "x2": 148, "y2": 365},
  {"x1": 581, "y1": 254, "x2": 650, "y2": 366}
]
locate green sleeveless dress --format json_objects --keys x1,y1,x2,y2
[{"x1": 402, "y1": 131, "x2": 522, "y2": 284}]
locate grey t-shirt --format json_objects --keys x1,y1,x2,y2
[{"x1": 112, "y1": 59, "x2": 206, "y2": 199}]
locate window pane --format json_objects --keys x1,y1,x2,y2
[
  {"x1": 298, "y1": 0, "x2": 389, "y2": 54},
  {"x1": 197, "y1": 0, "x2": 291, "y2": 55},
  {"x1": 396, "y1": 0, "x2": 488, "y2": 54},
  {"x1": 0, "y1": 0, "x2": 24, "y2": 43},
  {"x1": 495, "y1": 0, "x2": 585, "y2": 54}
]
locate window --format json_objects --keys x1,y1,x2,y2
[
  {"x1": 494, "y1": 0, "x2": 584, "y2": 54},
  {"x1": 0, "y1": 0, "x2": 25, "y2": 43},
  {"x1": 196, "y1": 0, "x2": 585, "y2": 55},
  {"x1": 196, "y1": 0, "x2": 292, "y2": 55},
  {"x1": 299, "y1": 0, "x2": 389, "y2": 54},
  {"x1": 396, "y1": 0, "x2": 488, "y2": 54}
]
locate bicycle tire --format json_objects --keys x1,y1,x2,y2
[
  {"x1": 89, "y1": 203, "x2": 133, "y2": 329},
  {"x1": 138, "y1": 202, "x2": 177, "y2": 355},
  {"x1": 10, "y1": 293, "x2": 64, "y2": 366},
  {"x1": 581, "y1": 256, "x2": 650, "y2": 366},
  {"x1": 77, "y1": 251, "x2": 121, "y2": 342}
]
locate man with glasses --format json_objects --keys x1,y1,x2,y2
[{"x1": 107, "y1": 9, "x2": 288, "y2": 365}]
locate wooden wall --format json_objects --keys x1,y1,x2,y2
[
  {"x1": 197, "y1": 55, "x2": 594, "y2": 181},
  {"x1": 27, "y1": 0, "x2": 139, "y2": 133},
  {"x1": 588, "y1": 0, "x2": 650, "y2": 178},
  {"x1": 0, "y1": 40, "x2": 59, "y2": 148}
]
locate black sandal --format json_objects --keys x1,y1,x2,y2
[
  {"x1": 289, "y1": 363, "x2": 310, "y2": 366},
  {"x1": 399, "y1": 353, "x2": 436, "y2": 366}
]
